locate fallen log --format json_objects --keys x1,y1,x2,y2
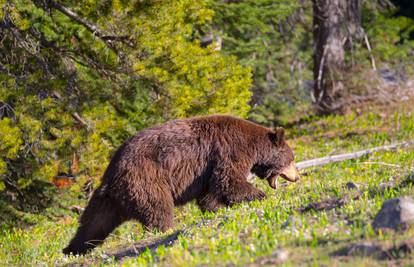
[{"x1": 296, "y1": 141, "x2": 414, "y2": 170}]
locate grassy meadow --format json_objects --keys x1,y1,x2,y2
[{"x1": 1, "y1": 106, "x2": 414, "y2": 266}]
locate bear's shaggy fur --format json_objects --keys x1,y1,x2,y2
[{"x1": 63, "y1": 115, "x2": 299, "y2": 255}]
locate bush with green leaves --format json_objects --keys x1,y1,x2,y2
[{"x1": 0, "y1": 0, "x2": 251, "y2": 193}]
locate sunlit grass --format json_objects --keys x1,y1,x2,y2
[{"x1": 1, "y1": 107, "x2": 414, "y2": 266}]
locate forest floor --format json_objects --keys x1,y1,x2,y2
[{"x1": 1, "y1": 105, "x2": 414, "y2": 266}]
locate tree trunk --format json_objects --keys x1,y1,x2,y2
[{"x1": 312, "y1": 0, "x2": 363, "y2": 114}]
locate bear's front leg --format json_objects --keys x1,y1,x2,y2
[
  {"x1": 197, "y1": 191, "x2": 225, "y2": 213},
  {"x1": 223, "y1": 181, "x2": 266, "y2": 205},
  {"x1": 211, "y1": 163, "x2": 266, "y2": 206}
]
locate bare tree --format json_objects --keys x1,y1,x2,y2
[{"x1": 312, "y1": 0, "x2": 363, "y2": 114}]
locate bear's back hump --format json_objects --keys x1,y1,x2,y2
[{"x1": 123, "y1": 119, "x2": 205, "y2": 164}]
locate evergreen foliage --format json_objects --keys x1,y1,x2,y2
[
  {"x1": 209, "y1": 0, "x2": 313, "y2": 124},
  {"x1": 363, "y1": 2, "x2": 414, "y2": 67},
  {"x1": 210, "y1": 0, "x2": 414, "y2": 123}
]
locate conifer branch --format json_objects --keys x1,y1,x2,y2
[{"x1": 47, "y1": 0, "x2": 130, "y2": 50}]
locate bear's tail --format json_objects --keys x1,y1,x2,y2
[{"x1": 63, "y1": 187, "x2": 124, "y2": 255}]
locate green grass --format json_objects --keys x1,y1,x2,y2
[{"x1": 2, "y1": 107, "x2": 414, "y2": 266}]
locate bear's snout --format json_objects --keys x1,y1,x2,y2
[{"x1": 279, "y1": 162, "x2": 300, "y2": 183}]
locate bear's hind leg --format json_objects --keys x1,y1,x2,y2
[
  {"x1": 134, "y1": 192, "x2": 174, "y2": 232},
  {"x1": 63, "y1": 189, "x2": 125, "y2": 255}
]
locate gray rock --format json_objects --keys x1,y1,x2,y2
[
  {"x1": 345, "y1": 182, "x2": 359, "y2": 190},
  {"x1": 372, "y1": 197, "x2": 414, "y2": 231}
]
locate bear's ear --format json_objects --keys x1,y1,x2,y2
[{"x1": 269, "y1": 127, "x2": 285, "y2": 145}]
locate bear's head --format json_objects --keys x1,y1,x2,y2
[{"x1": 252, "y1": 127, "x2": 300, "y2": 189}]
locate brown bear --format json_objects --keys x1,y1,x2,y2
[{"x1": 63, "y1": 115, "x2": 300, "y2": 255}]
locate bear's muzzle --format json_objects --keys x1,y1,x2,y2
[{"x1": 267, "y1": 162, "x2": 300, "y2": 189}]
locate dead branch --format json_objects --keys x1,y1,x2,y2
[
  {"x1": 296, "y1": 141, "x2": 414, "y2": 170},
  {"x1": 47, "y1": 0, "x2": 131, "y2": 50},
  {"x1": 364, "y1": 34, "x2": 376, "y2": 71},
  {"x1": 71, "y1": 112, "x2": 88, "y2": 127}
]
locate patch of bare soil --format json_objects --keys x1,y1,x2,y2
[
  {"x1": 298, "y1": 192, "x2": 362, "y2": 213},
  {"x1": 331, "y1": 239, "x2": 414, "y2": 261}
]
